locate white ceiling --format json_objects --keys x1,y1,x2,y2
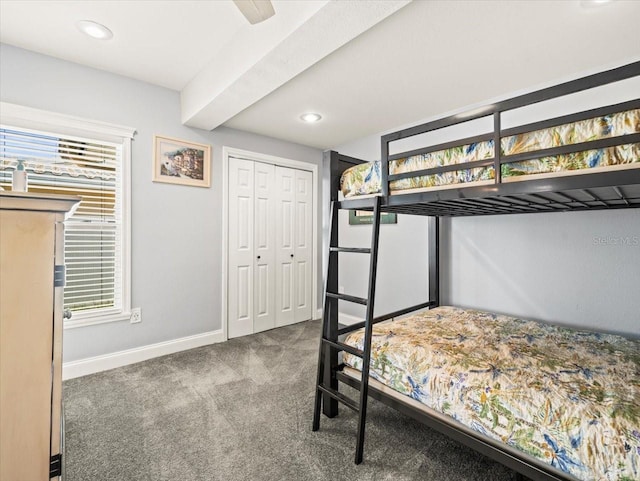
[{"x1": 1, "y1": 0, "x2": 639, "y2": 150}]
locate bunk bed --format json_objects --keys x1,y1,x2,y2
[{"x1": 312, "y1": 61, "x2": 640, "y2": 481}]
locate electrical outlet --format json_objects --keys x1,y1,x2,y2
[
  {"x1": 130, "y1": 308, "x2": 142, "y2": 324},
  {"x1": 339, "y1": 285, "x2": 345, "y2": 293}
]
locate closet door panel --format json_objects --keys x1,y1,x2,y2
[
  {"x1": 275, "y1": 166, "x2": 295, "y2": 327},
  {"x1": 294, "y1": 169, "x2": 313, "y2": 322},
  {"x1": 253, "y1": 162, "x2": 275, "y2": 333},
  {"x1": 280, "y1": 263, "x2": 293, "y2": 312},
  {"x1": 229, "y1": 159, "x2": 313, "y2": 336},
  {"x1": 228, "y1": 158, "x2": 254, "y2": 338}
]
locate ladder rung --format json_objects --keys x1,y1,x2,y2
[
  {"x1": 326, "y1": 292, "x2": 368, "y2": 305},
  {"x1": 322, "y1": 338, "x2": 364, "y2": 358},
  {"x1": 317, "y1": 384, "x2": 359, "y2": 412},
  {"x1": 329, "y1": 247, "x2": 371, "y2": 254}
]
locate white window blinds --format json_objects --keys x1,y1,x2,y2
[{"x1": 0, "y1": 126, "x2": 123, "y2": 315}]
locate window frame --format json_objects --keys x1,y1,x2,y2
[{"x1": 1, "y1": 102, "x2": 135, "y2": 328}]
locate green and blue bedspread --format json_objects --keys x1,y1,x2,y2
[
  {"x1": 343, "y1": 306, "x2": 640, "y2": 481},
  {"x1": 341, "y1": 109, "x2": 639, "y2": 197}
]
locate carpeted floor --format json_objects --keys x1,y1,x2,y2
[{"x1": 63, "y1": 319, "x2": 524, "y2": 481}]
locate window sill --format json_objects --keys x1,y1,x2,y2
[{"x1": 64, "y1": 311, "x2": 131, "y2": 329}]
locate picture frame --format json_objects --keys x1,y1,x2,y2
[
  {"x1": 152, "y1": 135, "x2": 211, "y2": 187},
  {"x1": 349, "y1": 210, "x2": 397, "y2": 225}
]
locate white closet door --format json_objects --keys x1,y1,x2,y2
[
  {"x1": 275, "y1": 166, "x2": 295, "y2": 327},
  {"x1": 294, "y1": 169, "x2": 313, "y2": 322},
  {"x1": 228, "y1": 158, "x2": 254, "y2": 338},
  {"x1": 253, "y1": 162, "x2": 276, "y2": 333},
  {"x1": 229, "y1": 159, "x2": 313, "y2": 337}
]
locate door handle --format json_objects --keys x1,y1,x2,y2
[
  {"x1": 290, "y1": 254, "x2": 294, "y2": 258},
  {"x1": 257, "y1": 256, "x2": 261, "y2": 260}
]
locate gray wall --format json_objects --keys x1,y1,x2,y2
[
  {"x1": 0, "y1": 44, "x2": 323, "y2": 362},
  {"x1": 441, "y1": 211, "x2": 639, "y2": 336},
  {"x1": 335, "y1": 76, "x2": 640, "y2": 336}
]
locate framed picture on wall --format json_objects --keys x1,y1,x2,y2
[
  {"x1": 349, "y1": 210, "x2": 397, "y2": 225},
  {"x1": 152, "y1": 135, "x2": 211, "y2": 187}
]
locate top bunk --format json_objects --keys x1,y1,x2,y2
[{"x1": 333, "y1": 61, "x2": 640, "y2": 217}]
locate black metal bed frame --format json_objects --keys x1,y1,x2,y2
[{"x1": 312, "y1": 61, "x2": 640, "y2": 481}]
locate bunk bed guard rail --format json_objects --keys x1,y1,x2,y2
[{"x1": 371, "y1": 61, "x2": 640, "y2": 216}]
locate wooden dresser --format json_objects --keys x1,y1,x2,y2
[{"x1": 0, "y1": 192, "x2": 79, "y2": 481}]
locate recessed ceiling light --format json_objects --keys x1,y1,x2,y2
[
  {"x1": 580, "y1": 0, "x2": 614, "y2": 7},
  {"x1": 300, "y1": 113, "x2": 322, "y2": 123},
  {"x1": 77, "y1": 20, "x2": 113, "y2": 40}
]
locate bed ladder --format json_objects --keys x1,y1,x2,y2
[{"x1": 312, "y1": 196, "x2": 382, "y2": 464}]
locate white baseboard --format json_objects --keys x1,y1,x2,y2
[
  {"x1": 314, "y1": 309, "x2": 363, "y2": 325},
  {"x1": 339, "y1": 312, "x2": 364, "y2": 326},
  {"x1": 62, "y1": 329, "x2": 225, "y2": 380}
]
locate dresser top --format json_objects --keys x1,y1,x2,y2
[{"x1": 0, "y1": 191, "x2": 80, "y2": 215}]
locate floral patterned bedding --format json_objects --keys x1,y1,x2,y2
[
  {"x1": 343, "y1": 306, "x2": 640, "y2": 481},
  {"x1": 341, "y1": 109, "x2": 640, "y2": 197}
]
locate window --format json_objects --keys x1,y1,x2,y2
[{"x1": 0, "y1": 103, "x2": 135, "y2": 327}]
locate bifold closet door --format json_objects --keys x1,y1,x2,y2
[
  {"x1": 275, "y1": 166, "x2": 312, "y2": 327},
  {"x1": 228, "y1": 158, "x2": 276, "y2": 338},
  {"x1": 253, "y1": 162, "x2": 276, "y2": 333}
]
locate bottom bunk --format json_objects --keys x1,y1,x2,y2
[{"x1": 339, "y1": 306, "x2": 639, "y2": 481}]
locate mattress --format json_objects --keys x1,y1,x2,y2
[
  {"x1": 341, "y1": 109, "x2": 640, "y2": 197},
  {"x1": 342, "y1": 306, "x2": 640, "y2": 481}
]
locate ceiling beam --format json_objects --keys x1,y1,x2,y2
[{"x1": 181, "y1": 0, "x2": 410, "y2": 131}]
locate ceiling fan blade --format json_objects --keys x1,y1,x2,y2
[{"x1": 233, "y1": 0, "x2": 275, "y2": 25}]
